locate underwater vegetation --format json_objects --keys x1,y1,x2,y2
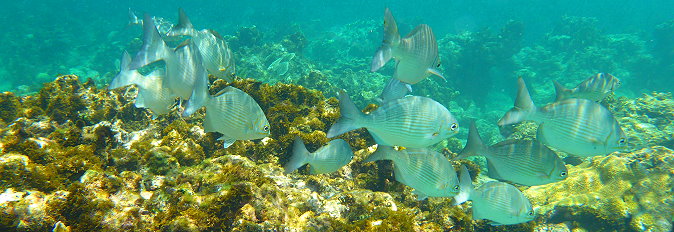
[{"x1": 1, "y1": 5, "x2": 674, "y2": 232}]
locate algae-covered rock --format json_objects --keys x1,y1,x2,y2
[{"x1": 525, "y1": 146, "x2": 674, "y2": 231}]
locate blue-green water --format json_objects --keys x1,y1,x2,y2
[{"x1": 1, "y1": 1, "x2": 674, "y2": 231}]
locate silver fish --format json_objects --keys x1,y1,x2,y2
[
  {"x1": 378, "y1": 78, "x2": 412, "y2": 103},
  {"x1": 499, "y1": 77, "x2": 627, "y2": 157},
  {"x1": 458, "y1": 121, "x2": 568, "y2": 186},
  {"x1": 171, "y1": 39, "x2": 204, "y2": 99},
  {"x1": 128, "y1": 9, "x2": 176, "y2": 37},
  {"x1": 129, "y1": 14, "x2": 204, "y2": 100},
  {"x1": 371, "y1": 8, "x2": 444, "y2": 84},
  {"x1": 167, "y1": 9, "x2": 237, "y2": 81},
  {"x1": 284, "y1": 137, "x2": 354, "y2": 174},
  {"x1": 109, "y1": 51, "x2": 175, "y2": 117},
  {"x1": 166, "y1": 8, "x2": 197, "y2": 37},
  {"x1": 454, "y1": 166, "x2": 535, "y2": 225},
  {"x1": 267, "y1": 53, "x2": 295, "y2": 76},
  {"x1": 553, "y1": 73, "x2": 621, "y2": 101},
  {"x1": 183, "y1": 71, "x2": 269, "y2": 148},
  {"x1": 327, "y1": 90, "x2": 459, "y2": 148},
  {"x1": 364, "y1": 146, "x2": 460, "y2": 200},
  {"x1": 193, "y1": 30, "x2": 236, "y2": 81}
]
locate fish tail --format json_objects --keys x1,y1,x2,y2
[
  {"x1": 453, "y1": 165, "x2": 473, "y2": 205},
  {"x1": 133, "y1": 69, "x2": 163, "y2": 108},
  {"x1": 130, "y1": 14, "x2": 172, "y2": 70},
  {"x1": 127, "y1": 8, "x2": 140, "y2": 26},
  {"x1": 552, "y1": 80, "x2": 570, "y2": 102},
  {"x1": 168, "y1": 8, "x2": 196, "y2": 37},
  {"x1": 457, "y1": 121, "x2": 487, "y2": 159},
  {"x1": 370, "y1": 8, "x2": 400, "y2": 72},
  {"x1": 363, "y1": 145, "x2": 394, "y2": 163},
  {"x1": 284, "y1": 137, "x2": 311, "y2": 174},
  {"x1": 327, "y1": 90, "x2": 365, "y2": 138},
  {"x1": 182, "y1": 65, "x2": 210, "y2": 117},
  {"x1": 498, "y1": 77, "x2": 537, "y2": 126},
  {"x1": 109, "y1": 51, "x2": 142, "y2": 89}
]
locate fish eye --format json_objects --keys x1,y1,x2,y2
[
  {"x1": 453, "y1": 185, "x2": 459, "y2": 191},
  {"x1": 618, "y1": 137, "x2": 626, "y2": 144},
  {"x1": 263, "y1": 125, "x2": 270, "y2": 132},
  {"x1": 450, "y1": 123, "x2": 458, "y2": 131},
  {"x1": 560, "y1": 171, "x2": 567, "y2": 177},
  {"x1": 528, "y1": 211, "x2": 534, "y2": 216}
]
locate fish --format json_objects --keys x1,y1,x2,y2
[
  {"x1": 193, "y1": 30, "x2": 236, "y2": 81},
  {"x1": 553, "y1": 73, "x2": 621, "y2": 101},
  {"x1": 127, "y1": 9, "x2": 176, "y2": 38},
  {"x1": 454, "y1": 165, "x2": 535, "y2": 225},
  {"x1": 167, "y1": 8, "x2": 197, "y2": 37},
  {"x1": 377, "y1": 78, "x2": 412, "y2": 103},
  {"x1": 130, "y1": 14, "x2": 205, "y2": 100},
  {"x1": 327, "y1": 90, "x2": 459, "y2": 148},
  {"x1": 171, "y1": 39, "x2": 204, "y2": 99},
  {"x1": 129, "y1": 14, "x2": 176, "y2": 71},
  {"x1": 166, "y1": 9, "x2": 237, "y2": 81},
  {"x1": 458, "y1": 121, "x2": 568, "y2": 186},
  {"x1": 284, "y1": 137, "x2": 354, "y2": 174},
  {"x1": 183, "y1": 70, "x2": 270, "y2": 148},
  {"x1": 371, "y1": 8, "x2": 445, "y2": 84},
  {"x1": 109, "y1": 51, "x2": 175, "y2": 117},
  {"x1": 364, "y1": 146, "x2": 460, "y2": 200},
  {"x1": 267, "y1": 53, "x2": 295, "y2": 76},
  {"x1": 498, "y1": 77, "x2": 627, "y2": 157}
]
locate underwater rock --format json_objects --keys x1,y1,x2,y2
[
  {"x1": 3, "y1": 74, "x2": 673, "y2": 231},
  {"x1": 524, "y1": 146, "x2": 674, "y2": 232}
]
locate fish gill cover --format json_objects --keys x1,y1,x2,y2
[{"x1": 0, "y1": 1, "x2": 673, "y2": 231}]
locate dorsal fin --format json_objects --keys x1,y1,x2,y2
[{"x1": 167, "y1": 8, "x2": 196, "y2": 37}]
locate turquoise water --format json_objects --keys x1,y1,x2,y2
[{"x1": 1, "y1": 1, "x2": 674, "y2": 231}]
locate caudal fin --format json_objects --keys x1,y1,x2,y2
[
  {"x1": 182, "y1": 57, "x2": 210, "y2": 117},
  {"x1": 453, "y1": 165, "x2": 473, "y2": 205},
  {"x1": 457, "y1": 121, "x2": 488, "y2": 159},
  {"x1": 327, "y1": 90, "x2": 365, "y2": 138},
  {"x1": 167, "y1": 8, "x2": 196, "y2": 37},
  {"x1": 497, "y1": 77, "x2": 536, "y2": 126},
  {"x1": 363, "y1": 145, "x2": 394, "y2": 163},
  {"x1": 130, "y1": 14, "x2": 173, "y2": 70},
  {"x1": 552, "y1": 80, "x2": 570, "y2": 102},
  {"x1": 284, "y1": 137, "x2": 311, "y2": 174},
  {"x1": 370, "y1": 8, "x2": 400, "y2": 72},
  {"x1": 109, "y1": 51, "x2": 142, "y2": 89}
]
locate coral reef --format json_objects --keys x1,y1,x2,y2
[
  {"x1": 524, "y1": 146, "x2": 674, "y2": 232},
  {"x1": 0, "y1": 75, "x2": 478, "y2": 231}
]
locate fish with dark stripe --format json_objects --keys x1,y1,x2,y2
[
  {"x1": 328, "y1": 90, "x2": 459, "y2": 148},
  {"x1": 499, "y1": 77, "x2": 627, "y2": 157},
  {"x1": 553, "y1": 73, "x2": 621, "y2": 101},
  {"x1": 458, "y1": 121, "x2": 568, "y2": 186}
]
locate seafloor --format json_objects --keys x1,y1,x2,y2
[
  {"x1": 0, "y1": 74, "x2": 672, "y2": 231},
  {"x1": 1, "y1": 16, "x2": 674, "y2": 232}
]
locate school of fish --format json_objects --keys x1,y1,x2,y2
[{"x1": 109, "y1": 8, "x2": 626, "y2": 226}]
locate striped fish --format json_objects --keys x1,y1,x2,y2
[
  {"x1": 172, "y1": 9, "x2": 237, "y2": 82},
  {"x1": 454, "y1": 166, "x2": 535, "y2": 225},
  {"x1": 171, "y1": 40, "x2": 204, "y2": 99},
  {"x1": 284, "y1": 137, "x2": 354, "y2": 174},
  {"x1": 193, "y1": 30, "x2": 236, "y2": 82},
  {"x1": 371, "y1": 8, "x2": 445, "y2": 84},
  {"x1": 183, "y1": 70, "x2": 270, "y2": 148},
  {"x1": 364, "y1": 146, "x2": 460, "y2": 200},
  {"x1": 498, "y1": 77, "x2": 627, "y2": 157},
  {"x1": 553, "y1": 73, "x2": 621, "y2": 101},
  {"x1": 458, "y1": 122, "x2": 568, "y2": 186},
  {"x1": 327, "y1": 90, "x2": 459, "y2": 148},
  {"x1": 109, "y1": 51, "x2": 175, "y2": 117},
  {"x1": 378, "y1": 78, "x2": 412, "y2": 103}
]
